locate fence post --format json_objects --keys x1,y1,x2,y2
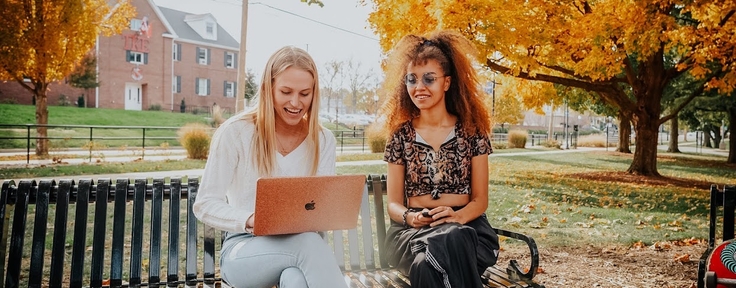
[
  {"x1": 26, "y1": 125, "x2": 31, "y2": 164},
  {"x1": 89, "y1": 127, "x2": 93, "y2": 162},
  {"x1": 142, "y1": 128, "x2": 146, "y2": 160}
]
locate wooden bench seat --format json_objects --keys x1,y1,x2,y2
[{"x1": 0, "y1": 175, "x2": 543, "y2": 287}]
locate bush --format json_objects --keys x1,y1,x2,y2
[
  {"x1": 541, "y1": 139, "x2": 562, "y2": 149},
  {"x1": 211, "y1": 105, "x2": 225, "y2": 128},
  {"x1": 577, "y1": 134, "x2": 614, "y2": 147},
  {"x1": 149, "y1": 104, "x2": 162, "y2": 111},
  {"x1": 57, "y1": 94, "x2": 72, "y2": 106},
  {"x1": 507, "y1": 130, "x2": 528, "y2": 148},
  {"x1": 491, "y1": 141, "x2": 507, "y2": 150},
  {"x1": 365, "y1": 124, "x2": 387, "y2": 153},
  {"x1": 178, "y1": 123, "x2": 211, "y2": 159}
]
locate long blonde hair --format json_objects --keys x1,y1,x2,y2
[{"x1": 242, "y1": 46, "x2": 322, "y2": 177}]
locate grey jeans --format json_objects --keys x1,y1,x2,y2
[{"x1": 220, "y1": 232, "x2": 347, "y2": 288}]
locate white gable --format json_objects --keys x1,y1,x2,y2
[{"x1": 184, "y1": 13, "x2": 218, "y2": 41}]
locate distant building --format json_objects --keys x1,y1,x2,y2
[{"x1": 0, "y1": 0, "x2": 240, "y2": 114}]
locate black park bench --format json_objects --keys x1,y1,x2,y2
[
  {"x1": 0, "y1": 175, "x2": 544, "y2": 287},
  {"x1": 698, "y1": 184, "x2": 736, "y2": 288}
]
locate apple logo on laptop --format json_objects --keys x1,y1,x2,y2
[{"x1": 305, "y1": 200, "x2": 316, "y2": 211}]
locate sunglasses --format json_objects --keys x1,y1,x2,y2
[{"x1": 404, "y1": 73, "x2": 446, "y2": 87}]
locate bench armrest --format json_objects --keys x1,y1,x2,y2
[{"x1": 494, "y1": 227, "x2": 540, "y2": 281}]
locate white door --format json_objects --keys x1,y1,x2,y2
[{"x1": 124, "y1": 83, "x2": 142, "y2": 110}]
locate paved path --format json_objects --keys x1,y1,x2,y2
[{"x1": 1, "y1": 144, "x2": 728, "y2": 182}]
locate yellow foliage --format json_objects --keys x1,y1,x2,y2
[{"x1": 178, "y1": 123, "x2": 212, "y2": 160}]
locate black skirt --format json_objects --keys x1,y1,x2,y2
[{"x1": 385, "y1": 213, "x2": 500, "y2": 288}]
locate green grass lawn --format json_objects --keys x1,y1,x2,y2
[{"x1": 0, "y1": 104, "x2": 370, "y2": 149}]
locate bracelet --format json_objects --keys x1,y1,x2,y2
[{"x1": 402, "y1": 209, "x2": 410, "y2": 227}]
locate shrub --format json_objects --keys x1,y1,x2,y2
[
  {"x1": 491, "y1": 141, "x2": 507, "y2": 150},
  {"x1": 365, "y1": 124, "x2": 387, "y2": 153},
  {"x1": 577, "y1": 134, "x2": 613, "y2": 147},
  {"x1": 507, "y1": 130, "x2": 528, "y2": 148},
  {"x1": 149, "y1": 104, "x2": 162, "y2": 111},
  {"x1": 541, "y1": 139, "x2": 562, "y2": 149},
  {"x1": 211, "y1": 105, "x2": 225, "y2": 128},
  {"x1": 57, "y1": 94, "x2": 72, "y2": 106},
  {"x1": 178, "y1": 123, "x2": 211, "y2": 159}
]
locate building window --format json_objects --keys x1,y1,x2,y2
[
  {"x1": 130, "y1": 19, "x2": 142, "y2": 31},
  {"x1": 173, "y1": 76, "x2": 181, "y2": 93},
  {"x1": 196, "y1": 78, "x2": 210, "y2": 96},
  {"x1": 126, "y1": 51, "x2": 147, "y2": 64},
  {"x1": 224, "y1": 81, "x2": 236, "y2": 97},
  {"x1": 173, "y1": 43, "x2": 181, "y2": 61},
  {"x1": 225, "y1": 51, "x2": 236, "y2": 68},
  {"x1": 196, "y1": 47, "x2": 209, "y2": 65},
  {"x1": 206, "y1": 22, "x2": 214, "y2": 35}
]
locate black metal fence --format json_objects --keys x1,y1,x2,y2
[{"x1": 0, "y1": 124, "x2": 374, "y2": 164}]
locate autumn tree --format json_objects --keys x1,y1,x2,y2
[
  {"x1": 365, "y1": 0, "x2": 736, "y2": 176},
  {"x1": 0, "y1": 0, "x2": 135, "y2": 156}
]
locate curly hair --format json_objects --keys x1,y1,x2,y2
[{"x1": 378, "y1": 30, "x2": 491, "y2": 136}]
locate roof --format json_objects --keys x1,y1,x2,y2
[{"x1": 158, "y1": 6, "x2": 239, "y2": 50}]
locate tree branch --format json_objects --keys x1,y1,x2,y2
[
  {"x1": 658, "y1": 81, "x2": 706, "y2": 124},
  {"x1": 486, "y1": 59, "x2": 618, "y2": 94}
]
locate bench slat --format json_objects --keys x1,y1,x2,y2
[
  {"x1": 0, "y1": 180, "x2": 12, "y2": 288},
  {"x1": 150, "y1": 178, "x2": 165, "y2": 284},
  {"x1": 90, "y1": 179, "x2": 110, "y2": 287},
  {"x1": 368, "y1": 175, "x2": 389, "y2": 269},
  {"x1": 110, "y1": 179, "x2": 129, "y2": 287},
  {"x1": 185, "y1": 178, "x2": 199, "y2": 286},
  {"x1": 69, "y1": 180, "x2": 91, "y2": 288},
  {"x1": 29, "y1": 180, "x2": 51, "y2": 287},
  {"x1": 168, "y1": 178, "x2": 182, "y2": 285},
  {"x1": 358, "y1": 184, "x2": 376, "y2": 270},
  {"x1": 49, "y1": 180, "x2": 71, "y2": 288},
  {"x1": 203, "y1": 224, "x2": 217, "y2": 285},
  {"x1": 333, "y1": 229, "x2": 346, "y2": 270},
  {"x1": 6, "y1": 180, "x2": 30, "y2": 288},
  {"x1": 130, "y1": 179, "x2": 147, "y2": 285},
  {"x1": 348, "y1": 226, "x2": 361, "y2": 271}
]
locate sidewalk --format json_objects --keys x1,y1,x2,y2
[
  {"x1": 1, "y1": 144, "x2": 728, "y2": 181},
  {"x1": 2, "y1": 147, "x2": 607, "y2": 181}
]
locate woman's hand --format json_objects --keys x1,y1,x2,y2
[
  {"x1": 409, "y1": 209, "x2": 434, "y2": 228},
  {"x1": 426, "y1": 206, "x2": 462, "y2": 227}
]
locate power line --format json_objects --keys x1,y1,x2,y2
[{"x1": 205, "y1": 0, "x2": 379, "y2": 42}]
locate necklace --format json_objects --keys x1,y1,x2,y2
[{"x1": 276, "y1": 135, "x2": 295, "y2": 155}]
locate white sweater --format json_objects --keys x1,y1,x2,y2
[{"x1": 192, "y1": 117, "x2": 337, "y2": 233}]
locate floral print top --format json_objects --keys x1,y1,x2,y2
[{"x1": 383, "y1": 121, "x2": 492, "y2": 199}]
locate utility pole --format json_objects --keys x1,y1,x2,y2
[
  {"x1": 235, "y1": 1, "x2": 249, "y2": 113},
  {"x1": 485, "y1": 74, "x2": 500, "y2": 117}
]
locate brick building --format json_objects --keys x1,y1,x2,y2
[{"x1": 0, "y1": 0, "x2": 240, "y2": 113}]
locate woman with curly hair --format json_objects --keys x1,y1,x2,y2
[{"x1": 379, "y1": 30, "x2": 500, "y2": 288}]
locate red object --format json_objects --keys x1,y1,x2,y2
[{"x1": 707, "y1": 240, "x2": 736, "y2": 287}]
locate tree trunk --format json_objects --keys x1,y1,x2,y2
[
  {"x1": 35, "y1": 87, "x2": 49, "y2": 156},
  {"x1": 667, "y1": 116, "x2": 680, "y2": 153},
  {"x1": 728, "y1": 105, "x2": 735, "y2": 163},
  {"x1": 617, "y1": 112, "x2": 632, "y2": 153},
  {"x1": 628, "y1": 111, "x2": 660, "y2": 176}
]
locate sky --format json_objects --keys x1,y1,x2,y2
[{"x1": 152, "y1": 0, "x2": 384, "y2": 86}]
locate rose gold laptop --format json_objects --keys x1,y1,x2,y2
[{"x1": 253, "y1": 174, "x2": 366, "y2": 236}]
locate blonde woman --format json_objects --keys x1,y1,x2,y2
[
  {"x1": 193, "y1": 46, "x2": 346, "y2": 288},
  {"x1": 380, "y1": 30, "x2": 500, "y2": 287}
]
